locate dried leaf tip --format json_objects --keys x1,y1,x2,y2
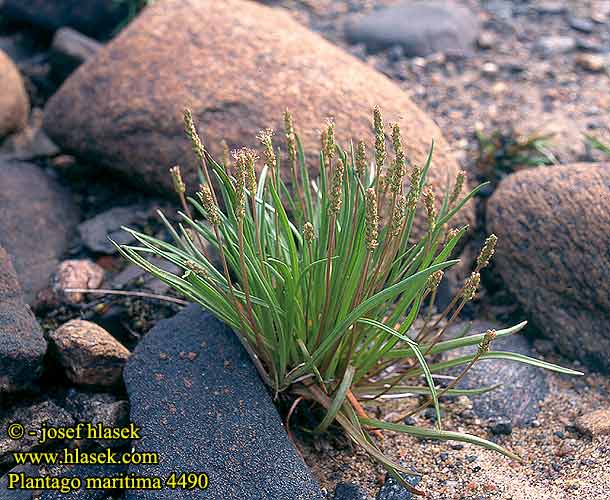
[
  {"x1": 197, "y1": 184, "x2": 221, "y2": 225},
  {"x1": 462, "y1": 272, "x2": 481, "y2": 302},
  {"x1": 170, "y1": 165, "x2": 185, "y2": 194},
  {"x1": 477, "y1": 234, "x2": 497, "y2": 269},
  {"x1": 373, "y1": 106, "x2": 386, "y2": 174},
  {"x1": 365, "y1": 188, "x2": 379, "y2": 251},
  {"x1": 329, "y1": 158, "x2": 345, "y2": 216},
  {"x1": 183, "y1": 108, "x2": 205, "y2": 160},
  {"x1": 477, "y1": 329, "x2": 496, "y2": 355},
  {"x1": 304, "y1": 222, "x2": 315, "y2": 243}
]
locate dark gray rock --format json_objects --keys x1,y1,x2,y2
[
  {"x1": 50, "y1": 28, "x2": 102, "y2": 82},
  {"x1": 124, "y1": 304, "x2": 323, "y2": 500},
  {"x1": 448, "y1": 321, "x2": 549, "y2": 426},
  {"x1": 0, "y1": 401, "x2": 74, "y2": 467},
  {"x1": 111, "y1": 256, "x2": 181, "y2": 295},
  {"x1": 0, "y1": 0, "x2": 128, "y2": 40},
  {"x1": 376, "y1": 468, "x2": 420, "y2": 500},
  {"x1": 0, "y1": 247, "x2": 47, "y2": 392},
  {"x1": 77, "y1": 203, "x2": 159, "y2": 255},
  {"x1": 59, "y1": 389, "x2": 128, "y2": 424},
  {"x1": 334, "y1": 482, "x2": 370, "y2": 500},
  {"x1": 346, "y1": 1, "x2": 479, "y2": 56},
  {"x1": 0, "y1": 161, "x2": 79, "y2": 304},
  {"x1": 39, "y1": 464, "x2": 127, "y2": 500},
  {"x1": 0, "y1": 127, "x2": 60, "y2": 161},
  {"x1": 489, "y1": 419, "x2": 513, "y2": 435},
  {"x1": 0, "y1": 465, "x2": 38, "y2": 499},
  {"x1": 58, "y1": 389, "x2": 129, "y2": 448}
]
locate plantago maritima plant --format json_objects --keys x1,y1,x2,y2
[{"x1": 117, "y1": 107, "x2": 581, "y2": 495}]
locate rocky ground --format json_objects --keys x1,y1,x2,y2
[
  {"x1": 0, "y1": 0, "x2": 609, "y2": 499},
  {"x1": 272, "y1": 0, "x2": 610, "y2": 173}
]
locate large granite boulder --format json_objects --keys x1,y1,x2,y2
[
  {"x1": 124, "y1": 305, "x2": 323, "y2": 499},
  {"x1": 487, "y1": 164, "x2": 610, "y2": 371},
  {"x1": 0, "y1": 49, "x2": 29, "y2": 139},
  {"x1": 0, "y1": 247, "x2": 47, "y2": 392},
  {"x1": 0, "y1": 161, "x2": 79, "y2": 304},
  {"x1": 43, "y1": 0, "x2": 472, "y2": 233}
]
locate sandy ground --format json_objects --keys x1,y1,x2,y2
[{"x1": 301, "y1": 370, "x2": 610, "y2": 498}]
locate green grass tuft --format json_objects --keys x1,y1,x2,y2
[{"x1": 117, "y1": 108, "x2": 580, "y2": 495}]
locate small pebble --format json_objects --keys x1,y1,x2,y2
[
  {"x1": 404, "y1": 416, "x2": 417, "y2": 426},
  {"x1": 535, "y1": 2, "x2": 565, "y2": 14},
  {"x1": 481, "y1": 62, "x2": 499, "y2": 78},
  {"x1": 466, "y1": 455, "x2": 478, "y2": 463},
  {"x1": 477, "y1": 31, "x2": 495, "y2": 50},
  {"x1": 569, "y1": 17, "x2": 594, "y2": 33},
  {"x1": 387, "y1": 45, "x2": 404, "y2": 63},
  {"x1": 575, "y1": 53, "x2": 607, "y2": 72},
  {"x1": 538, "y1": 36, "x2": 575, "y2": 55},
  {"x1": 490, "y1": 419, "x2": 513, "y2": 435}
]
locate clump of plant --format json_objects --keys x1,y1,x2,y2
[
  {"x1": 476, "y1": 127, "x2": 556, "y2": 184},
  {"x1": 118, "y1": 108, "x2": 579, "y2": 494}
]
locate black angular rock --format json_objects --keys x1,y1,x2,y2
[
  {"x1": 0, "y1": 401, "x2": 74, "y2": 467},
  {"x1": 1, "y1": 0, "x2": 129, "y2": 40},
  {"x1": 0, "y1": 465, "x2": 37, "y2": 499},
  {"x1": 124, "y1": 304, "x2": 323, "y2": 500},
  {"x1": 38, "y1": 464, "x2": 127, "y2": 500},
  {"x1": 377, "y1": 468, "x2": 420, "y2": 500},
  {"x1": 0, "y1": 246, "x2": 47, "y2": 392},
  {"x1": 346, "y1": 1, "x2": 479, "y2": 56},
  {"x1": 0, "y1": 161, "x2": 79, "y2": 304},
  {"x1": 334, "y1": 482, "x2": 370, "y2": 499}
]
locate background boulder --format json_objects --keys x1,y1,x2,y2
[
  {"x1": 487, "y1": 163, "x2": 610, "y2": 371},
  {"x1": 43, "y1": 0, "x2": 472, "y2": 233}
]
